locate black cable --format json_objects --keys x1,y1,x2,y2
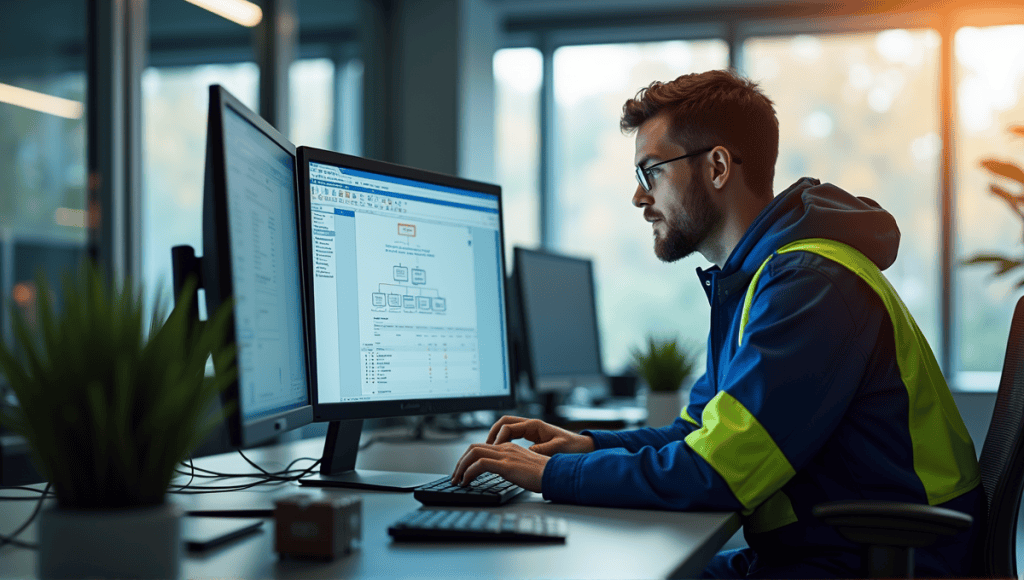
[
  {"x1": 0, "y1": 485, "x2": 55, "y2": 500},
  {"x1": 0, "y1": 482, "x2": 52, "y2": 551},
  {"x1": 172, "y1": 457, "x2": 196, "y2": 493},
  {"x1": 167, "y1": 455, "x2": 320, "y2": 495},
  {"x1": 168, "y1": 479, "x2": 279, "y2": 495},
  {"x1": 0, "y1": 485, "x2": 54, "y2": 494},
  {"x1": 174, "y1": 456, "x2": 319, "y2": 480},
  {"x1": 236, "y1": 450, "x2": 321, "y2": 482}
]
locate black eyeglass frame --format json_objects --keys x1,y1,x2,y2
[{"x1": 634, "y1": 146, "x2": 742, "y2": 192}]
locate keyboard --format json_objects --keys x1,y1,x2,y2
[
  {"x1": 413, "y1": 473, "x2": 527, "y2": 506},
  {"x1": 388, "y1": 509, "x2": 567, "y2": 543}
]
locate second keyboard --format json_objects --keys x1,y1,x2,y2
[{"x1": 413, "y1": 473, "x2": 527, "y2": 506}]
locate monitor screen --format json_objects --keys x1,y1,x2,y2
[
  {"x1": 299, "y1": 149, "x2": 514, "y2": 420},
  {"x1": 222, "y1": 106, "x2": 308, "y2": 420},
  {"x1": 513, "y1": 248, "x2": 604, "y2": 393},
  {"x1": 202, "y1": 85, "x2": 312, "y2": 447}
]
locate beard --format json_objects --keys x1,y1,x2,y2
[{"x1": 654, "y1": 177, "x2": 722, "y2": 263}]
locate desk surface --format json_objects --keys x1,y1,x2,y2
[{"x1": 0, "y1": 429, "x2": 739, "y2": 579}]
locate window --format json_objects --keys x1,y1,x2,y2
[
  {"x1": 954, "y1": 25, "x2": 1024, "y2": 387},
  {"x1": 0, "y1": 1, "x2": 87, "y2": 353},
  {"x1": 494, "y1": 48, "x2": 542, "y2": 270},
  {"x1": 141, "y1": 64, "x2": 259, "y2": 312},
  {"x1": 551, "y1": 40, "x2": 729, "y2": 373},
  {"x1": 744, "y1": 29, "x2": 942, "y2": 360},
  {"x1": 289, "y1": 58, "x2": 334, "y2": 151}
]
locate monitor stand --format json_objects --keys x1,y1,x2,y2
[{"x1": 299, "y1": 420, "x2": 444, "y2": 491}]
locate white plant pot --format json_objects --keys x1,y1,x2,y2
[
  {"x1": 38, "y1": 502, "x2": 183, "y2": 580},
  {"x1": 645, "y1": 390, "x2": 690, "y2": 428}
]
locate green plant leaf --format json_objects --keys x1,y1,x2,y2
[
  {"x1": 0, "y1": 262, "x2": 237, "y2": 509},
  {"x1": 630, "y1": 335, "x2": 699, "y2": 392}
]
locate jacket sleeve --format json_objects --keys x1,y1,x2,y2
[
  {"x1": 580, "y1": 376, "x2": 706, "y2": 452},
  {"x1": 542, "y1": 261, "x2": 867, "y2": 511}
]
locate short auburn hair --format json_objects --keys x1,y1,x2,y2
[{"x1": 621, "y1": 69, "x2": 779, "y2": 197}]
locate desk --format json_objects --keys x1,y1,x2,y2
[{"x1": 0, "y1": 429, "x2": 740, "y2": 579}]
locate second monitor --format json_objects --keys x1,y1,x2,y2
[
  {"x1": 509, "y1": 248, "x2": 609, "y2": 421},
  {"x1": 297, "y1": 147, "x2": 516, "y2": 490}
]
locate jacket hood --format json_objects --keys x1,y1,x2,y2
[{"x1": 721, "y1": 177, "x2": 901, "y2": 277}]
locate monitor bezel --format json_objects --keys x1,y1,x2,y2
[
  {"x1": 202, "y1": 84, "x2": 314, "y2": 448},
  {"x1": 296, "y1": 146, "x2": 517, "y2": 422},
  {"x1": 511, "y1": 247, "x2": 606, "y2": 394}
]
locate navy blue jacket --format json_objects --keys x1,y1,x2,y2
[{"x1": 541, "y1": 178, "x2": 982, "y2": 577}]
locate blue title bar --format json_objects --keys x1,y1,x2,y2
[
  {"x1": 311, "y1": 163, "x2": 496, "y2": 202},
  {"x1": 310, "y1": 179, "x2": 498, "y2": 214}
]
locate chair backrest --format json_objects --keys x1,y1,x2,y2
[{"x1": 977, "y1": 295, "x2": 1024, "y2": 578}]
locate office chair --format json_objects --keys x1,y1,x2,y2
[{"x1": 814, "y1": 294, "x2": 1024, "y2": 578}]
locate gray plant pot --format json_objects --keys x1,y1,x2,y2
[
  {"x1": 645, "y1": 390, "x2": 685, "y2": 428},
  {"x1": 37, "y1": 502, "x2": 183, "y2": 579}
]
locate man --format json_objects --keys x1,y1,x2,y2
[{"x1": 451, "y1": 69, "x2": 983, "y2": 578}]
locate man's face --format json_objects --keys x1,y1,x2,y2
[{"x1": 632, "y1": 114, "x2": 722, "y2": 262}]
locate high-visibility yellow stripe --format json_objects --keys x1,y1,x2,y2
[
  {"x1": 738, "y1": 255, "x2": 773, "y2": 347},
  {"x1": 684, "y1": 391, "x2": 796, "y2": 510},
  {"x1": 745, "y1": 490, "x2": 799, "y2": 534},
  {"x1": 680, "y1": 407, "x2": 699, "y2": 426},
  {"x1": 739, "y1": 238, "x2": 979, "y2": 505}
]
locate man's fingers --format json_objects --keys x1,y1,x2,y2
[
  {"x1": 486, "y1": 415, "x2": 525, "y2": 444},
  {"x1": 452, "y1": 443, "x2": 485, "y2": 483},
  {"x1": 452, "y1": 444, "x2": 504, "y2": 484},
  {"x1": 493, "y1": 422, "x2": 532, "y2": 445},
  {"x1": 460, "y1": 457, "x2": 501, "y2": 487}
]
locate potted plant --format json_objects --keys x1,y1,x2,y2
[
  {"x1": 0, "y1": 265, "x2": 235, "y2": 579},
  {"x1": 630, "y1": 335, "x2": 699, "y2": 428}
]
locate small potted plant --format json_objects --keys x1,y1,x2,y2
[
  {"x1": 0, "y1": 265, "x2": 235, "y2": 579},
  {"x1": 631, "y1": 335, "x2": 699, "y2": 428}
]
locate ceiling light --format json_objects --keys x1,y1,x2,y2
[
  {"x1": 0, "y1": 82, "x2": 83, "y2": 119},
  {"x1": 184, "y1": 0, "x2": 263, "y2": 28}
]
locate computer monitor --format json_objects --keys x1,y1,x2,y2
[
  {"x1": 193, "y1": 84, "x2": 314, "y2": 448},
  {"x1": 510, "y1": 247, "x2": 607, "y2": 420},
  {"x1": 295, "y1": 146, "x2": 516, "y2": 491}
]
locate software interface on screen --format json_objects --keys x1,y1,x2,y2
[
  {"x1": 307, "y1": 161, "x2": 509, "y2": 404},
  {"x1": 519, "y1": 252, "x2": 602, "y2": 379},
  {"x1": 223, "y1": 106, "x2": 309, "y2": 421}
]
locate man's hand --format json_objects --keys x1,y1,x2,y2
[
  {"x1": 486, "y1": 415, "x2": 596, "y2": 456},
  {"x1": 451, "y1": 442, "x2": 549, "y2": 493}
]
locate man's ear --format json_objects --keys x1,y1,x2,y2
[{"x1": 708, "y1": 147, "x2": 732, "y2": 190}]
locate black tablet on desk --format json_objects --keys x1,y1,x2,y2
[{"x1": 182, "y1": 517, "x2": 264, "y2": 552}]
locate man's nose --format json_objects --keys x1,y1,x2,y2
[{"x1": 632, "y1": 184, "x2": 650, "y2": 208}]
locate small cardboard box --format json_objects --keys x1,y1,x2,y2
[{"x1": 274, "y1": 494, "x2": 361, "y2": 560}]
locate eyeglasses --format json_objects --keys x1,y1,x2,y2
[{"x1": 634, "y1": 147, "x2": 742, "y2": 192}]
